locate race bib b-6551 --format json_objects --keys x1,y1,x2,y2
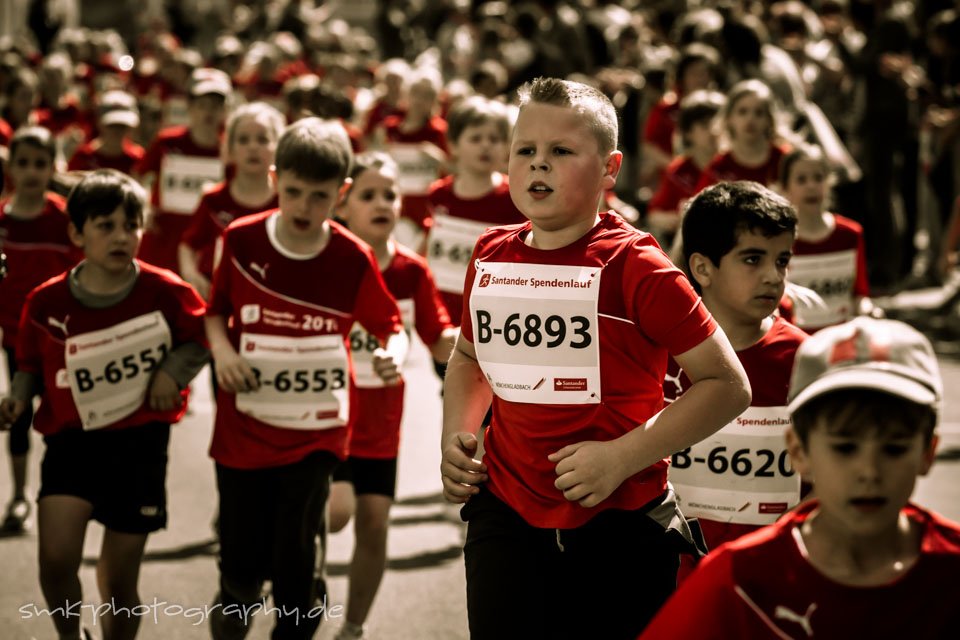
[
  {"x1": 470, "y1": 262, "x2": 601, "y2": 405},
  {"x1": 65, "y1": 312, "x2": 173, "y2": 430},
  {"x1": 236, "y1": 332, "x2": 350, "y2": 430}
]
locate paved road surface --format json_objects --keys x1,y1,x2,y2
[{"x1": 1, "y1": 337, "x2": 958, "y2": 639}]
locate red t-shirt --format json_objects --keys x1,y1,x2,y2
[
  {"x1": 0, "y1": 117, "x2": 13, "y2": 146},
  {"x1": 34, "y1": 98, "x2": 91, "y2": 139},
  {"x1": 426, "y1": 174, "x2": 525, "y2": 325},
  {"x1": 664, "y1": 315, "x2": 808, "y2": 574},
  {"x1": 16, "y1": 261, "x2": 207, "y2": 435},
  {"x1": 180, "y1": 181, "x2": 278, "y2": 280},
  {"x1": 0, "y1": 193, "x2": 79, "y2": 347},
  {"x1": 383, "y1": 115, "x2": 449, "y2": 230},
  {"x1": 643, "y1": 93, "x2": 680, "y2": 155},
  {"x1": 363, "y1": 98, "x2": 405, "y2": 137},
  {"x1": 640, "y1": 501, "x2": 960, "y2": 640},
  {"x1": 349, "y1": 244, "x2": 452, "y2": 459},
  {"x1": 68, "y1": 139, "x2": 146, "y2": 176},
  {"x1": 647, "y1": 155, "x2": 703, "y2": 214},
  {"x1": 790, "y1": 214, "x2": 870, "y2": 331},
  {"x1": 206, "y1": 212, "x2": 402, "y2": 470},
  {"x1": 695, "y1": 144, "x2": 790, "y2": 193},
  {"x1": 135, "y1": 126, "x2": 224, "y2": 272},
  {"x1": 461, "y1": 212, "x2": 717, "y2": 528}
]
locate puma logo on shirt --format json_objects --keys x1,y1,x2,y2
[
  {"x1": 47, "y1": 315, "x2": 70, "y2": 336},
  {"x1": 249, "y1": 262, "x2": 269, "y2": 281},
  {"x1": 774, "y1": 603, "x2": 817, "y2": 637}
]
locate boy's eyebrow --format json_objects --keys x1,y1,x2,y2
[{"x1": 736, "y1": 247, "x2": 768, "y2": 256}]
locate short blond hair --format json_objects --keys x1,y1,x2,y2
[{"x1": 517, "y1": 77, "x2": 618, "y2": 154}]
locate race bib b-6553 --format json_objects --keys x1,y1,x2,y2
[
  {"x1": 236, "y1": 332, "x2": 350, "y2": 430},
  {"x1": 470, "y1": 262, "x2": 601, "y2": 405}
]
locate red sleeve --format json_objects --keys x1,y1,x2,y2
[
  {"x1": 854, "y1": 230, "x2": 870, "y2": 297},
  {"x1": 353, "y1": 264, "x2": 403, "y2": 342},
  {"x1": 458, "y1": 241, "x2": 483, "y2": 344},
  {"x1": 638, "y1": 549, "x2": 737, "y2": 640},
  {"x1": 14, "y1": 291, "x2": 44, "y2": 376},
  {"x1": 643, "y1": 102, "x2": 675, "y2": 155},
  {"x1": 67, "y1": 147, "x2": 88, "y2": 172},
  {"x1": 412, "y1": 263, "x2": 452, "y2": 346},
  {"x1": 135, "y1": 137, "x2": 164, "y2": 177},
  {"x1": 206, "y1": 231, "x2": 235, "y2": 317},
  {"x1": 694, "y1": 165, "x2": 718, "y2": 195},
  {"x1": 648, "y1": 167, "x2": 686, "y2": 213},
  {"x1": 181, "y1": 192, "x2": 217, "y2": 250},
  {"x1": 170, "y1": 279, "x2": 209, "y2": 347},
  {"x1": 626, "y1": 243, "x2": 716, "y2": 355}
]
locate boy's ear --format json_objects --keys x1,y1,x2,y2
[
  {"x1": 786, "y1": 427, "x2": 812, "y2": 482},
  {"x1": 687, "y1": 252, "x2": 714, "y2": 289},
  {"x1": 920, "y1": 434, "x2": 940, "y2": 477},
  {"x1": 67, "y1": 221, "x2": 84, "y2": 249},
  {"x1": 602, "y1": 150, "x2": 623, "y2": 191},
  {"x1": 269, "y1": 167, "x2": 277, "y2": 189}
]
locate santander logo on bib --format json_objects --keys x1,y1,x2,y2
[{"x1": 478, "y1": 273, "x2": 491, "y2": 288}]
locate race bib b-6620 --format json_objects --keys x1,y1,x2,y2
[
  {"x1": 65, "y1": 312, "x2": 173, "y2": 430},
  {"x1": 470, "y1": 262, "x2": 601, "y2": 405},
  {"x1": 236, "y1": 332, "x2": 350, "y2": 430}
]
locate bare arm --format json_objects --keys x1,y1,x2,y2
[
  {"x1": 428, "y1": 326, "x2": 458, "y2": 364},
  {"x1": 178, "y1": 243, "x2": 211, "y2": 300},
  {"x1": 439, "y1": 335, "x2": 492, "y2": 503},
  {"x1": 551, "y1": 327, "x2": 751, "y2": 507}
]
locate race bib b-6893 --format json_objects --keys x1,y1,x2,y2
[{"x1": 470, "y1": 262, "x2": 601, "y2": 405}]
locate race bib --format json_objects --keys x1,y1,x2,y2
[
  {"x1": 350, "y1": 299, "x2": 414, "y2": 388},
  {"x1": 669, "y1": 406, "x2": 800, "y2": 525},
  {"x1": 236, "y1": 333, "x2": 350, "y2": 430},
  {"x1": 789, "y1": 250, "x2": 857, "y2": 328},
  {"x1": 65, "y1": 312, "x2": 172, "y2": 430},
  {"x1": 393, "y1": 217, "x2": 425, "y2": 251},
  {"x1": 470, "y1": 262, "x2": 601, "y2": 404},
  {"x1": 159, "y1": 154, "x2": 224, "y2": 214},
  {"x1": 427, "y1": 215, "x2": 489, "y2": 294},
  {"x1": 388, "y1": 143, "x2": 440, "y2": 196}
]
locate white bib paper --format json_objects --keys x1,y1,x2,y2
[
  {"x1": 470, "y1": 262, "x2": 601, "y2": 404},
  {"x1": 427, "y1": 215, "x2": 489, "y2": 294},
  {"x1": 788, "y1": 250, "x2": 857, "y2": 328},
  {"x1": 65, "y1": 312, "x2": 173, "y2": 430},
  {"x1": 388, "y1": 143, "x2": 440, "y2": 196},
  {"x1": 669, "y1": 405, "x2": 800, "y2": 525},
  {"x1": 159, "y1": 154, "x2": 224, "y2": 214},
  {"x1": 350, "y1": 299, "x2": 414, "y2": 388},
  {"x1": 162, "y1": 96, "x2": 190, "y2": 128},
  {"x1": 236, "y1": 332, "x2": 350, "y2": 430}
]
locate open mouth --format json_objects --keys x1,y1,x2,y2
[
  {"x1": 292, "y1": 219, "x2": 310, "y2": 231},
  {"x1": 850, "y1": 497, "x2": 888, "y2": 512},
  {"x1": 371, "y1": 215, "x2": 393, "y2": 225},
  {"x1": 529, "y1": 182, "x2": 552, "y2": 196}
]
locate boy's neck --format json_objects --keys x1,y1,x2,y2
[
  {"x1": 230, "y1": 172, "x2": 274, "y2": 206},
  {"x1": 9, "y1": 192, "x2": 46, "y2": 217},
  {"x1": 796, "y1": 211, "x2": 835, "y2": 242},
  {"x1": 525, "y1": 214, "x2": 601, "y2": 251},
  {"x1": 76, "y1": 260, "x2": 137, "y2": 296},
  {"x1": 276, "y1": 217, "x2": 331, "y2": 256},
  {"x1": 797, "y1": 507, "x2": 922, "y2": 587},
  {"x1": 454, "y1": 171, "x2": 500, "y2": 199},
  {"x1": 401, "y1": 113, "x2": 428, "y2": 131},
  {"x1": 96, "y1": 137, "x2": 124, "y2": 156},
  {"x1": 189, "y1": 127, "x2": 219, "y2": 149},
  {"x1": 690, "y1": 147, "x2": 715, "y2": 170},
  {"x1": 704, "y1": 300, "x2": 774, "y2": 351},
  {"x1": 731, "y1": 140, "x2": 771, "y2": 167}
]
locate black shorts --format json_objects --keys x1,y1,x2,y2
[
  {"x1": 39, "y1": 422, "x2": 171, "y2": 534},
  {"x1": 331, "y1": 456, "x2": 398, "y2": 498}
]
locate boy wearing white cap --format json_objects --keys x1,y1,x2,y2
[
  {"x1": 135, "y1": 68, "x2": 230, "y2": 273},
  {"x1": 640, "y1": 317, "x2": 960, "y2": 639},
  {"x1": 68, "y1": 90, "x2": 146, "y2": 175}
]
